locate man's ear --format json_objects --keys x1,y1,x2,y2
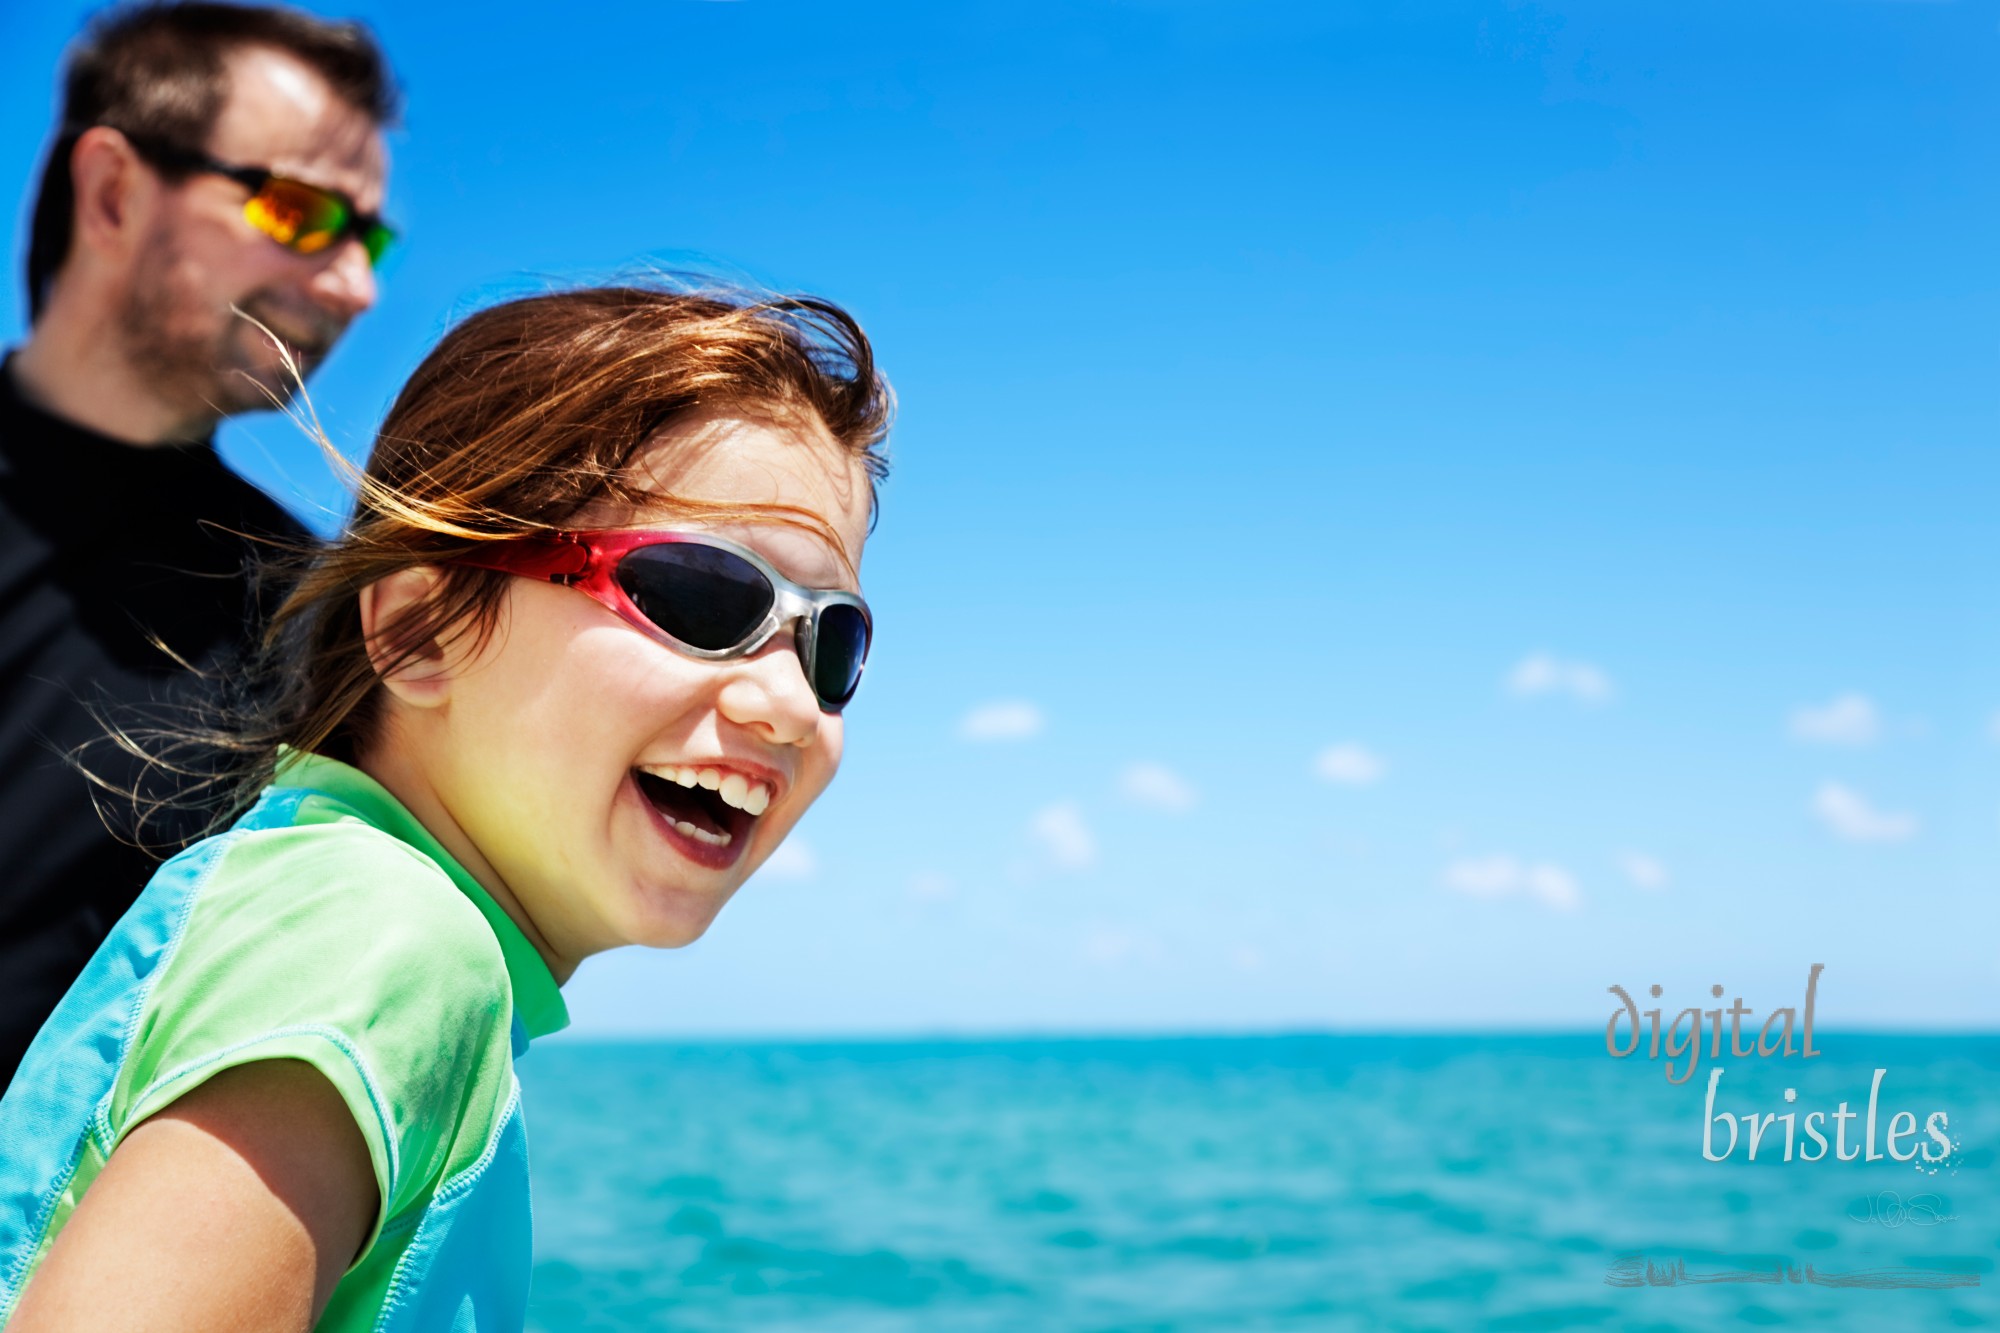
[
  {"x1": 358, "y1": 567, "x2": 454, "y2": 708},
  {"x1": 68, "y1": 127, "x2": 153, "y2": 265}
]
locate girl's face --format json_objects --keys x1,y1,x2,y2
[{"x1": 403, "y1": 411, "x2": 872, "y2": 973}]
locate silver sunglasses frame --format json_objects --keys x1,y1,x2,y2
[{"x1": 585, "y1": 531, "x2": 871, "y2": 711}]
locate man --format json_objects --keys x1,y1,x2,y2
[{"x1": 0, "y1": 3, "x2": 397, "y2": 1087}]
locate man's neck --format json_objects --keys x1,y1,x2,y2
[{"x1": 11, "y1": 307, "x2": 215, "y2": 446}]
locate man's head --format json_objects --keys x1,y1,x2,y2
[{"x1": 26, "y1": 3, "x2": 396, "y2": 426}]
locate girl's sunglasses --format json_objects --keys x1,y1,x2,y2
[
  {"x1": 454, "y1": 530, "x2": 872, "y2": 713},
  {"x1": 124, "y1": 133, "x2": 396, "y2": 265}
]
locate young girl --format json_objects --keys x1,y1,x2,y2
[{"x1": 0, "y1": 285, "x2": 891, "y2": 1331}]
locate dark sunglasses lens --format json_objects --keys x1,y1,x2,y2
[
  {"x1": 813, "y1": 603, "x2": 870, "y2": 707},
  {"x1": 616, "y1": 543, "x2": 773, "y2": 651}
]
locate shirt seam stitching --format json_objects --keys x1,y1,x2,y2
[
  {"x1": 0, "y1": 821, "x2": 247, "y2": 1320},
  {"x1": 108, "y1": 1021, "x2": 401, "y2": 1204},
  {"x1": 368, "y1": 1078, "x2": 522, "y2": 1331}
]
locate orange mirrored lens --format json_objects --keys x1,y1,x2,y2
[{"x1": 243, "y1": 178, "x2": 345, "y2": 255}]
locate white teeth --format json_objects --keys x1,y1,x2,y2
[
  {"x1": 640, "y1": 763, "x2": 704, "y2": 790},
  {"x1": 640, "y1": 764, "x2": 772, "y2": 818},
  {"x1": 713, "y1": 774, "x2": 772, "y2": 817},
  {"x1": 672, "y1": 819, "x2": 732, "y2": 848}
]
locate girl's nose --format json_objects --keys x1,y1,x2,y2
[{"x1": 716, "y1": 637, "x2": 822, "y2": 747}]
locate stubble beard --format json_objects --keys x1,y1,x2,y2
[{"x1": 117, "y1": 235, "x2": 333, "y2": 431}]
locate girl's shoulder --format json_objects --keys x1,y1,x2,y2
[
  {"x1": 104, "y1": 790, "x2": 530, "y2": 1235},
  {"x1": 178, "y1": 798, "x2": 504, "y2": 972}
]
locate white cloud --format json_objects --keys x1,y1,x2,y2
[
  {"x1": 1442, "y1": 854, "x2": 1581, "y2": 911},
  {"x1": 1526, "y1": 864, "x2": 1581, "y2": 910},
  {"x1": 1618, "y1": 852, "x2": 1670, "y2": 890},
  {"x1": 958, "y1": 700, "x2": 1045, "y2": 741},
  {"x1": 1314, "y1": 743, "x2": 1385, "y2": 786},
  {"x1": 1030, "y1": 802, "x2": 1096, "y2": 870},
  {"x1": 1813, "y1": 782, "x2": 1917, "y2": 843},
  {"x1": 1506, "y1": 653, "x2": 1613, "y2": 704},
  {"x1": 1790, "y1": 693, "x2": 1880, "y2": 746},
  {"x1": 1443, "y1": 854, "x2": 1520, "y2": 898},
  {"x1": 1119, "y1": 762, "x2": 1198, "y2": 813},
  {"x1": 908, "y1": 872, "x2": 955, "y2": 901},
  {"x1": 757, "y1": 838, "x2": 817, "y2": 880}
]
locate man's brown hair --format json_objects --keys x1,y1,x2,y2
[{"x1": 25, "y1": 1, "x2": 398, "y2": 321}]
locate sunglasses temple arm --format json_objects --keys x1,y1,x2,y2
[{"x1": 453, "y1": 535, "x2": 594, "y2": 584}]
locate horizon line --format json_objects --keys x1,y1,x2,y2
[{"x1": 543, "y1": 1023, "x2": 2000, "y2": 1046}]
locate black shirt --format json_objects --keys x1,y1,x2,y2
[{"x1": 0, "y1": 356, "x2": 308, "y2": 1087}]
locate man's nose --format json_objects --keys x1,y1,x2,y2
[{"x1": 308, "y1": 236, "x2": 378, "y2": 322}]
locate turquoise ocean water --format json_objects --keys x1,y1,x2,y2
[{"x1": 519, "y1": 1034, "x2": 1996, "y2": 1331}]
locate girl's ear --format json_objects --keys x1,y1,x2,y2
[{"x1": 358, "y1": 567, "x2": 453, "y2": 708}]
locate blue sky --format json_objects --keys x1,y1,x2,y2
[{"x1": 3, "y1": 0, "x2": 1995, "y2": 1034}]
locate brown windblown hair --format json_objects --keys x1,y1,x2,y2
[{"x1": 117, "y1": 284, "x2": 891, "y2": 842}]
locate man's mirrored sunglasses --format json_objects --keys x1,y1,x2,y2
[{"x1": 123, "y1": 131, "x2": 395, "y2": 266}]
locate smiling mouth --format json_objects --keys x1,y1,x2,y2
[
  {"x1": 235, "y1": 301, "x2": 338, "y2": 365},
  {"x1": 633, "y1": 767, "x2": 756, "y2": 858},
  {"x1": 267, "y1": 329, "x2": 330, "y2": 366}
]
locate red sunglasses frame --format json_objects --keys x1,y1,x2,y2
[{"x1": 452, "y1": 529, "x2": 872, "y2": 713}]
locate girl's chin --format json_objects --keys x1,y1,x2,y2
[{"x1": 619, "y1": 889, "x2": 731, "y2": 951}]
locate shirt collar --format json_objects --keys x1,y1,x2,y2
[
  {"x1": 1, "y1": 350, "x2": 219, "y2": 452},
  {"x1": 0, "y1": 351, "x2": 230, "y2": 510},
  {"x1": 273, "y1": 748, "x2": 569, "y2": 1042}
]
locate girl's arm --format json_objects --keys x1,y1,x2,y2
[{"x1": 10, "y1": 1058, "x2": 378, "y2": 1332}]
